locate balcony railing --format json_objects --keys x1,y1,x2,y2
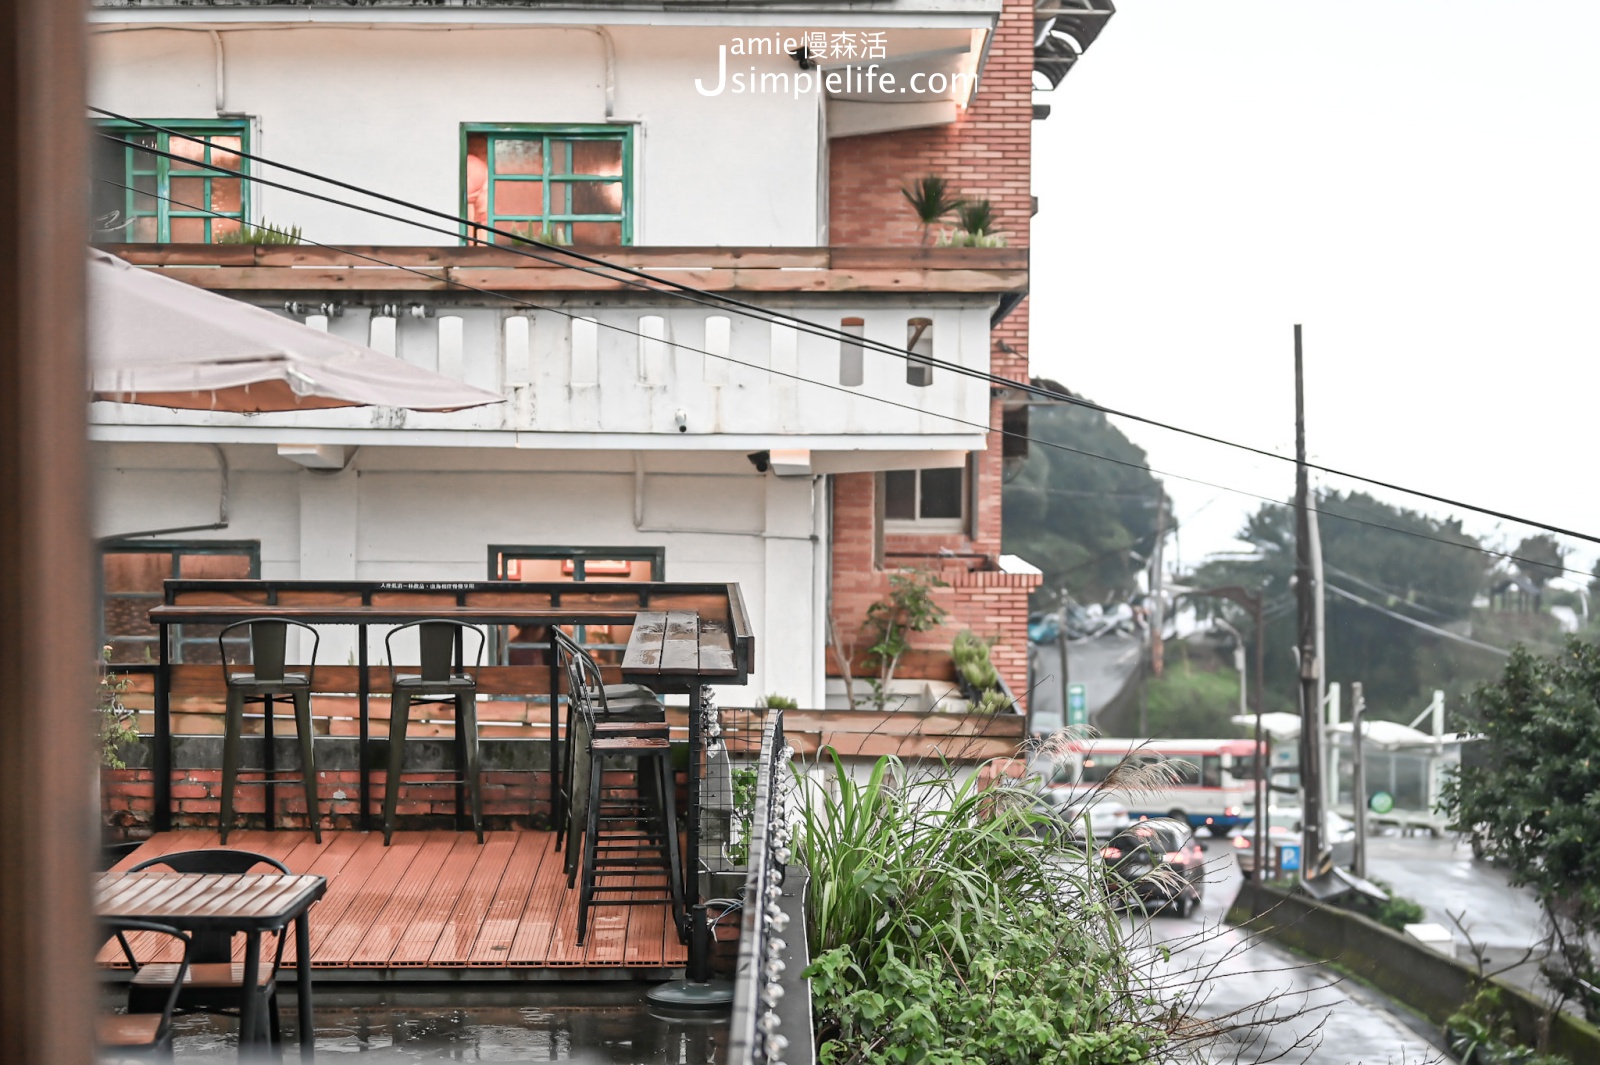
[{"x1": 726, "y1": 708, "x2": 812, "y2": 1065}]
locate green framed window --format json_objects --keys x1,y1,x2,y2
[
  {"x1": 463, "y1": 125, "x2": 631, "y2": 246},
  {"x1": 99, "y1": 540, "x2": 261, "y2": 664},
  {"x1": 92, "y1": 120, "x2": 249, "y2": 244}
]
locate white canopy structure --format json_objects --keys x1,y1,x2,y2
[{"x1": 88, "y1": 250, "x2": 503, "y2": 413}]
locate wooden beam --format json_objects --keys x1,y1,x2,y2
[{"x1": 0, "y1": 0, "x2": 95, "y2": 1059}]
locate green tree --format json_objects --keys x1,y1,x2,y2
[
  {"x1": 1002, "y1": 395, "x2": 1165, "y2": 605},
  {"x1": 1440, "y1": 638, "x2": 1600, "y2": 1021},
  {"x1": 1192, "y1": 491, "x2": 1490, "y2": 718},
  {"x1": 1514, "y1": 534, "x2": 1567, "y2": 609}
]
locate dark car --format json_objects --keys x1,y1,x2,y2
[{"x1": 1099, "y1": 817, "x2": 1206, "y2": 917}]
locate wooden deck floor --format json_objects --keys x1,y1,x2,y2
[{"x1": 105, "y1": 830, "x2": 688, "y2": 977}]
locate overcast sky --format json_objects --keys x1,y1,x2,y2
[{"x1": 1030, "y1": 0, "x2": 1599, "y2": 591}]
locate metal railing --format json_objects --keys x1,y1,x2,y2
[{"x1": 726, "y1": 708, "x2": 808, "y2": 1065}]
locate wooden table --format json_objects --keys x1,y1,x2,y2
[{"x1": 97, "y1": 870, "x2": 327, "y2": 1059}]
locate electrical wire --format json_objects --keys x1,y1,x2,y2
[
  {"x1": 1325, "y1": 584, "x2": 1510, "y2": 657},
  {"x1": 1322, "y1": 564, "x2": 1458, "y2": 620},
  {"x1": 88, "y1": 108, "x2": 1600, "y2": 549},
  {"x1": 94, "y1": 177, "x2": 1600, "y2": 584}
]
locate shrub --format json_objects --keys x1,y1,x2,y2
[{"x1": 798, "y1": 752, "x2": 1177, "y2": 1063}]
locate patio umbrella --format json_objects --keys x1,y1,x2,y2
[{"x1": 88, "y1": 249, "x2": 504, "y2": 412}]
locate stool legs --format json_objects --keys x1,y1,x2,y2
[
  {"x1": 576, "y1": 753, "x2": 605, "y2": 944},
  {"x1": 382, "y1": 691, "x2": 412, "y2": 845},
  {"x1": 656, "y1": 751, "x2": 687, "y2": 942},
  {"x1": 458, "y1": 692, "x2": 484, "y2": 843},
  {"x1": 220, "y1": 688, "x2": 246, "y2": 844},
  {"x1": 292, "y1": 689, "x2": 320, "y2": 843}
]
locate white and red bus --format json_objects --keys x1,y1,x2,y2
[{"x1": 1036, "y1": 738, "x2": 1261, "y2": 836}]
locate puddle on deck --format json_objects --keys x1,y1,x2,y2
[{"x1": 161, "y1": 986, "x2": 728, "y2": 1063}]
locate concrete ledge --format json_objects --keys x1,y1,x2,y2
[{"x1": 1227, "y1": 879, "x2": 1600, "y2": 1061}]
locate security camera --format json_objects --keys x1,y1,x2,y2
[
  {"x1": 747, "y1": 451, "x2": 770, "y2": 473},
  {"x1": 675, "y1": 409, "x2": 688, "y2": 433}
]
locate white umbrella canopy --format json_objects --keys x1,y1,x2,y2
[{"x1": 88, "y1": 250, "x2": 504, "y2": 413}]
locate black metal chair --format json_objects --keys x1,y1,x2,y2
[
  {"x1": 383, "y1": 620, "x2": 486, "y2": 844},
  {"x1": 218, "y1": 618, "x2": 321, "y2": 843},
  {"x1": 101, "y1": 919, "x2": 192, "y2": 1057},
  {"x1": 551, "y1": 628, "x2": 666, "y2": 862},
  {"x1": 124, "y1": 849, "x2": 290, "y2": 1046},
  {"x1": 552, "y1": 631, "x2": 683, "y2": 946}
]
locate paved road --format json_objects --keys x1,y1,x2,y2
[
  {"x1": 1130, "y1": 844, "x2": 1447, "y2": 1064},
  {"x1": 1365, "y1": 833, "x2": 1549, "y2": 998}
]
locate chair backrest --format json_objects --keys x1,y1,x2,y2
[
  {"x1": 551, "y1": 628, "x2": 606, "y2": 721},
  {"x1": 102, "y1": 919, "x2": 191, "y2": 1048},
  {"x1": 128, "y1": 847, "x2": 291, "y2": 875},
  {"x1": 219, "y1": 618, "x2": 319, "y2": 684},
  {"x1": 386, "y1": 619, "x2": 485, "y2": 683}
]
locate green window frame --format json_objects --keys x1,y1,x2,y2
[
  {"x1": 461, "y1": 124, "x2": 632, "y2": 246},
  {"x1": 99, "y1": 540, "x2": 262, "y2": 665},
  {"x1": 93, "y1": 119, "x2": 250, "y2": 244}
]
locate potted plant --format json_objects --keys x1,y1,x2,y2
[{"x1": 901, "y1": 175, "x2": 963, "y2": 246}]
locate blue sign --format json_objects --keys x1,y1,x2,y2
[
  {"x1": 1278, "y1": 844, "x2": 1301, "y2": 872},
  {"x1": 1067, "y1": 683, "x2": 1088, "y2": 727}
]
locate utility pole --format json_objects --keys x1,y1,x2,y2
[
  {"x1": 1294, "y1": 324, "x2": 1326, "y2": 871},
  {"x1": 1150, "y1": 486, "x2": 1167, "y2": 678},
  {"x1": 1351, "y1": 681, "x2": 1367, "y2": 878}
]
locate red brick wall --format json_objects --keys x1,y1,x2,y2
[
  {"x1": 825, "y1": 0, "x2": 1037, "y2": 706},
  {"x1": 102, "y1": 767, "x2": 558, "y2": 841}
]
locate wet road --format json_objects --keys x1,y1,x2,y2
[
  {"x1": 1364, "y1": 834, "x2": 1548, "y2": 996},
  {"x1": 1130, "y1": 844, "x2": 1447, "y2": 1064}
]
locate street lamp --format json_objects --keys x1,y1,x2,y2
[{"x1": 1170, "y1": 583, "x2": 1267, "y2": 872}]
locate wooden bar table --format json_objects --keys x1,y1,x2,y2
[
  {"x1": 621, "y1": 610, "x2": 743, "y2": 987},
  {"x1": 97, "y1": 870, "x2": 327, "y2": 1059},
  {"x1": 145, "y1": 579, "x2": 754, "y2": 838}
]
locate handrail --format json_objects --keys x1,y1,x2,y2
[{"x1": 726, "y1": 708, "x2": 800, "y2": 1065}]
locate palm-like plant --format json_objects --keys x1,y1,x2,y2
[
  {"x1": 901, "y1": 175, "x2": 963, "y2": 245},
  {"x1": 956, "y1": 198, "x2": 996, "y2": 239}
]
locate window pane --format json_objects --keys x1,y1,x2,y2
[
  {"x1": 131, "y1": 216, "x2": 159, "y2": 242},
  {"x1": 571, "y1": 181, "x2": 622, "y2": 216},
  {"x1": 570, "y1": 221, "x2": 620, "y2": 245},
  {"x1": 170, "y1": 176, "x2": 206, "y2": 208},
  {"x1": 493, "y1": 137, "x2": 544, "y2": 176},
  {"x1": 132, "y1": 172, "x2": 158, "y2": 205},
  {"x1": 466, "y1": 133, "x2": 490, "y2": 227},
  {"x1": 547, "y1": 183, "x2": 571, "y2": 215},
  {"x1": 548, "y1": 140, "x2": 573, "y2": 175},
  {"x1": 169, "y1": 216, "x2": 206, "y2": 242},
  {"x1": 919, "y1": 467, "x2": 963, "y2": 520},
  {"x1": 211, "y1": 217, "x2": 241, "y2": 242},
  {"x1": 1202, "y1": 755, "x2": 1223, "y2": 789},
  {"x1": 493, "y1": 179, "x2": 543, "y2": 217},
  {"x1": 210, "y1": 136, "x2": 244, "y2": 170},
  {"x1": 169, "y1": 135, "x2": 207, "y2": 163},
  {"x1": 104, "y1": 552, "x2": 171, "y2": 594},
  {"x1": 884, "y1": 470, "x2": 916, "y2": 521},
  {"x1": 178, "y1": 553, "x2": 253, "y2": 579},
  {"x1": 570, "y1": 139, "x2": 623, "y2": 177},
  {"x1": 211, "y1": 177, "x2": 242, "y2": 214}
]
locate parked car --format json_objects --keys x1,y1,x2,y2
[
  {"x1": 1232, "y1": 805, "x2": 1355, "y2": 878},
  {"x1": 1099, "y1": 818, "x2": 1206, "y2": 917},
  {"x1": 1035, "y1": 789, "x2": 1133, "y2": 842}
]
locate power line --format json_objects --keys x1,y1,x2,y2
[
  {"x1": 96, "y1": 177, "x2": 1600, "y2": 585},
  {"x1": 1326, "y1": 584, "x2": 1510, "y2": 657},
  {"x1": 88, "y1": 108, "x2": 1600, "y2": 549},
  {"x1": 1323, "y1": 563, "x2": 1458, "y2": 620}
]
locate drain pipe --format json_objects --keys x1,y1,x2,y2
[{"x1": 98, "y1": 443, "x2": 230, "y2": 543}]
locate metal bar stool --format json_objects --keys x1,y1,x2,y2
[
  {"x1": 553, "y1": 632, "x2": 683, "y2": 946},
  {"x1": 551, "y1": 628, "x2": 666, "y2": 861},
  {"x1": 382, "y1": 620, "x2": 485, "y2": 844},
  {"x1": 219, "y1": 619, "x2": 321, "y2": 844}
]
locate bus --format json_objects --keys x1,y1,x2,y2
[{"x1": 1036, "y1": 738, "x2": 1261, "y2": 836}]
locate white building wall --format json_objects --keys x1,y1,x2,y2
[
  {"x1": 89, "y1": 25, "x2": 824, "y2": 247},
  {"x1": 94, "y1": 441, "x2": 824, "y2": 705}
]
